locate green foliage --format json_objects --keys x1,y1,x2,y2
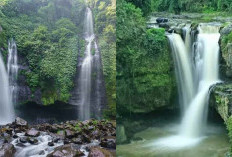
[
  {"x1": 227, "y1": 116, "x2": 232, "y2": 155},
  {"x1": 92, "y1": 0, "x2": 116, "y2": 119},
  {"x1": 0, "y1": 0, "x2": 85, "y2": 105},
  {"x1": 125, "y1": 0, "x2": 151, "y2": 16},
  {"x1": 117, "y1": 0, "x2": 175, "y2": 115},
  {"x1": 149, "y1": 0, "x2": 232, "y2": 13}
]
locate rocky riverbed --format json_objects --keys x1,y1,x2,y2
[{"x1": 0, "y1": 117, "x2": 116, "y2": 157}]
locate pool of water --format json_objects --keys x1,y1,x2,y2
[{"x1": 117, "y1": 122, "x2": 229, "y2": 157}]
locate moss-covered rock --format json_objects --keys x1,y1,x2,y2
[
  {"x1": 116, "y1": 125, "x2": 127, "y2": 144},
  {"x1": 210, "y1": 83, "x2": 232, "y2": 122},
  {"x1": 219, "y1": 23, "x2": 232, "y2": 80}
]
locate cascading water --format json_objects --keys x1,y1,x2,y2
[
  {"x1": 154, "y1": 23, "x2": 221, "y2": 148},
  {"x1": 76, "y1": 7, "x2": 106, "y2": 120},
  {"x1": 180, "y1": 24, "x2": 220, "y2": 138},
  {"x1": 7, "y1": 39, "x2": 18, "y2": 105},
  {"x1": 78, "y1": 7, "x2": 94, "y2": 120},
  {"x1": 168, "y1": 33, "x2": 194, "y2": 111},
  {"x1": 0, "y1": 52, "x2": 14, "y2": 125},
  {"x1": 69, "y1": 6, "x2": 106, "y2": 120}
]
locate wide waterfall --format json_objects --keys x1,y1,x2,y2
[
  {"x1": 154, "y1": 23, "x2": 221, "y2": 148},
  {"x1": 7, "y1": 39, "x2": 18, "y2": 105},
  {"x1": 0, "y1": 52, "x2": 14, "y2": 125}
]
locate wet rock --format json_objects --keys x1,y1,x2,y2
[
  {"x1": 14, "y1": 128, "x2": 21, "y2": 134},
  {"x1": 39, "y1": 150, "x2": 45, "y2": 155},
  {"x1": 12, "y1": 134, "x2": 18, "y2": 139},
  {"x1": 82, "y1": 134, "x2": 91, "y2": 143},
  {"x1": 91, "y1": 130, "x2": 100, "y2": 139},
  {"x1": 88, "y1": 126, "x2": 94, "y2": 131},
  {"x1": 28, "y1": 138, "x2": 38, "y2": 145},
  {"x1": 48, "y1": 142, "x2": 54, "y2": 146},
  {"x1": 0, "y1": 143, "x2": 16, "y2": 157},
  {"x1": 82, "y1": 120, "x2": 90, "y2": 125},
  {"x1": 88, "y1": 147, "x2": 113, "y2": 157},
  {"x1": 15, "y1": 117, "x2": 27, "y2": 127},
  {"x1": 72, "y1": 137, "x2": 82, "y2": 144},
  {"x1": 26, "y1": 128, "x2": 40, "y2": 137},
  {"x1": 100, "y1": 137, "x2": 116, "y2": 149},
  {"x1": 156, "y1": 17, "x2": 168, "y2": 23},
  {"x1": 49, "y1": 126, "x2": 58, "y2": 133},
  {"x1": 57, "y1": 130, "x2": 65, "y2": 137},
  {"x1": 63, "y1": 139, "x2": 72, "y2": 145},
  {"x1": 47, "y1": 144, "x2": 84, "y2": 157},
  {"x1": 52, "y1": 137, "x2": 60, "y2": 143},
  {"x1": 15, "y1": 143, "x2": 26, "y2": 148},
  {"x1": 65, "y1": 129, "x2": 75, "y2": 139},
  {"x1": 49, "y1": 150, "x2": 63, "y2": 157},
  {"x1": 19, "y1": 137, "x2": 28, "y2": 143}
]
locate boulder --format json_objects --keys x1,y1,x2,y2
[
  {"x1": 25, "y1": 128, "x2": 40, "y2": 137},
  {"x1": 47, "y1": 144, "x2": 84, "y2": 157},
  {"x1": 19, "y1": 137, "x2": 28, "y2": 143},
  {"x1": 156, "y1": 17, "x2": 168, "y2": 23},
  {"x1": 28, "y1": 138, "x2": 38, "y2": 145},
  {"x1": 88, "y1": 147, "x2": 113, "y2": 157},
  {"x1": 0, "y1": 144, "x2": 16, "y2": 157},
  {"x1": 15, "y1": 117, "x2": 27, "y2": 127},
  {"x1": 65, "y1": 129, "x2": 75, "y2": 139},
  {"x1": 220, "y1": 23, "x2": 232, "y2": 36},
  {"x1": 72, "y1": 137, "x2": 82, "y2": 144},
  {"x1": 100, "y1": 136, "x2": 116, "y2": 149},
  {"x1": 48, "y1": 142, "x2": 54, "y2": 146}
]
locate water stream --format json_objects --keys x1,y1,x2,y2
[
  {"x1": 7, "y1": 39, "x2": 18, "y2": 106},
  {"x1": 0, "y1": 51, "x2": 14, "y2": 124},
  {"x1": 155, "y1": 23, "x2": 221, "y2": 148}
]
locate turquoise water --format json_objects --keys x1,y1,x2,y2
[{"x1": 117, "y1": 123, "x2": 229, "y2": 157}]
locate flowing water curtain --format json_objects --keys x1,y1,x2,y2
[
  {"x1": 7, "y1": 39, "x2": 18, "y2": 106},
  {"x1": 155, "y1": 23, "x2": 221, "y2": 148},
  {"x1": 0, "y1": 51, "x2": 14, "y2": 124},
  {"x1": 77, "y1": 7, "x2": 106, "y2": 120}
]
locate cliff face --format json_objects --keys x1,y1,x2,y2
[
  {"x1": 17, "y1": 55, "x2": 42, "y2": 105},
  {"x1": 210, "y1": 83, "x2": 232, "y2": 122},
  {"x1": 209, "y1": 23, "x2": 232, "y2": 122}
]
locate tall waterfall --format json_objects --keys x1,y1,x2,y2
[
  {"x1": 155, "y1": 23, "x2": 221, "y2": 148},
  {"x1": 0, "y1": 52, "x2": 14, "y2": 125},
  {"x1": 7, "y1": 39, "x2": 18, "y2": 105},
  {"x1": 78, "y1": 7, "x2": 94, "y2": 120},
  {"x1": 74, "y1": 7, "x2": 105, "y2": 120}
]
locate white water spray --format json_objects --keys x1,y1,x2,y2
[
  {"x1": 78, "y1": 7, "x2": 94, "y2": 120},
  {"x1": 155, "y1": 23, "x2": 221, "y2": 148},
  {"x1": 7, "y1": 39, "x2": 18, "y2": 105},
  {"x1": 0, "y1": 52, "x2": 14, "y2": 125}
]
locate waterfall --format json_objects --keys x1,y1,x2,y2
[
  {"x1": 0, "y1": 52, "x2": 14, "y2": 125},
  {"x1": 7, "y1": 39, "x2": 18, "y2": 105},
  {"x1": 78, "y1": 7, "x2": 94, "y2": 120},
  {"x1": 76, "y1": 7, "x2": 106, "y2": 120},
  {"x1": 180, "y1": 24, "x2": 220, "y2": 137},
  {"x1": 155, "y1": 23, "x2": 221, "y2": 148},
  {"x1": 168, "y1": 34, "x2": 194, "y2": 111}
]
